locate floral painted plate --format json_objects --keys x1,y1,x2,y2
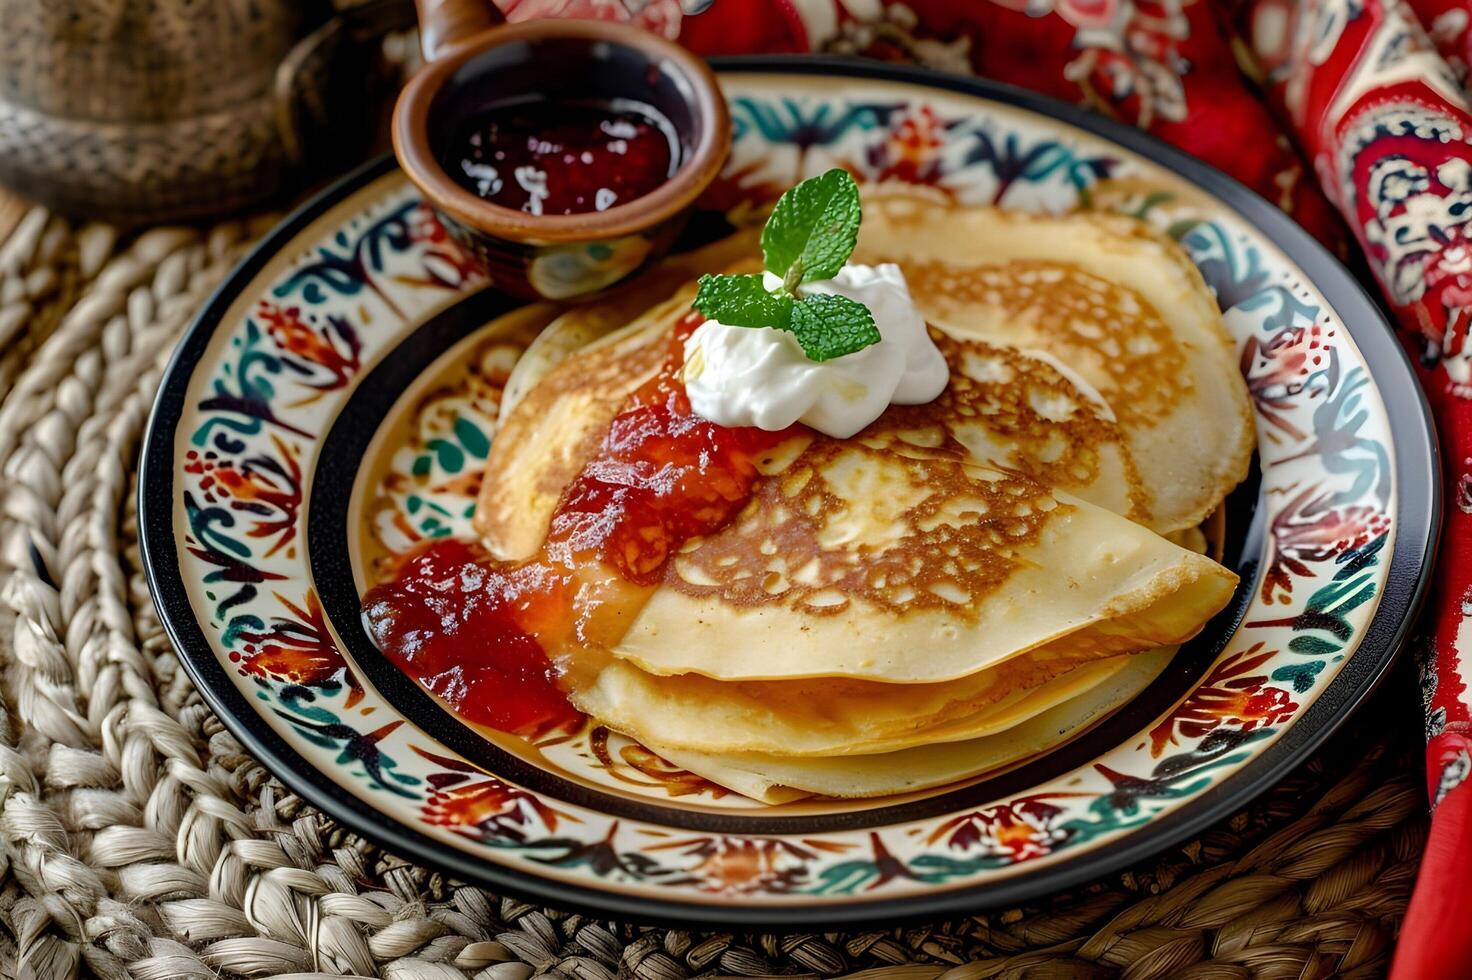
[{"x1": 140, "y1": 58, "x2": 1437, "y2": 926}]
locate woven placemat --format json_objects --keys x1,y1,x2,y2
[{"x1": 0, "y1": 204, "x2": 1428, "y2": 980}]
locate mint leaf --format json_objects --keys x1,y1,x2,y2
[
  {"x1": 761, "y1": 169, "x2": 861, "y2": 289},
  {"x1": 693, "y1": 274, "x2": 794, "y2": 329},
  {"x1": 687, "y1": 171, "x2": 881, "y2": 366},
  {"x1": 788, "y1": 293, "x2": 880, "y2": 361}
]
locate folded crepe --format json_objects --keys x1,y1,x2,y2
[
  {"x1": 461, "y1": 204, "x2": 1247, "y2": 800},
  {"x1": 651, "y1": 648, "x2": 1174, "y2": 802},
  {"x1": 644, "y1": 522, "x2": 1211, "y2": 801},
  {"x1": 571, "y1": 638, "x2": 1148, "y2": 757},
  {"x1": 854, "y1": 188, "x2": 1254, "y2": 534},
  {"x1": 618, "y1": 431, "x2": 1232, "y2": 685}
]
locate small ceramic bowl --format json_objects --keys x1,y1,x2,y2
[{"x1": 393, "y1": 12, "x2": 731, "y2": 300}]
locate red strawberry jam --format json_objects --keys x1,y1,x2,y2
[
  {"x1": 447, "y1": 98, "x2": 679, "y2": 215},
  {"x1": 362, "y1": 314, "x2": 791, "y2": 738}
]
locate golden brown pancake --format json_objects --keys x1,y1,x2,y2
[
  {"x1": 853, "y1": 189, "x2": 1254, "y2": 533},
  {"x1": 886, "y1": 333, "x2": 1146, "y2": 524},
  {"x1": 621, "y1": 427, "x2": 1234, "y2": 684},
  {"x1": 651, "y1": 647, "x2": 1173, "y2": 802},
  {"x1": 461, "y1": 207, "x2": 1247, "y2": 796},
  {"x1": 475, "y1": 292, "x2": 1236, "y2": 688},
  {"x1": 481, "y1": 322, "x2": 1235, "y2": 753},
  {"x1": 570, "y1": 633, "x2": 1128, "y2": 757},
  {"x1": 479, "y1": 291, "x2": 1164, "y2": 564}
]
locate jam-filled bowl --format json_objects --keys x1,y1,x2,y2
[{"x1": 393, "y1": 10, "x2": 730, "y2": 300}]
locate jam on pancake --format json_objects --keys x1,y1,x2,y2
[{"x1": 362, "y1": 314, "x2": 789, "y2": 736}]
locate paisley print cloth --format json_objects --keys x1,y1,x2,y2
[{"x1": 492, "y1": 1, "x2": 1461, "y2": 973}]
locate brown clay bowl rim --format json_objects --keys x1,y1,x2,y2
[{"x1": 392, "y1": 18, "x2": 730, "y2": 244}]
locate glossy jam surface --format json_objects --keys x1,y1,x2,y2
[
  {"x1": 447, "y1": 98, "x2": 678, "y2": 216},
  {"x1": 363, "y1": 538, "x2": 579, "y2": 736},
  {"x1": 362, "y1": 314, "x2": 789, "y2": 737}
]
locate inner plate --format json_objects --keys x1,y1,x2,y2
[
  {"x1": 140, "y1": 59, "x2": 1436, "y2": 926},
  {"x1": 319, "y1": 287, "x2": 1263, "y2": 822}
]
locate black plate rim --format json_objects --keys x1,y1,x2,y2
[{"x1": 138, "y1": 55, "x2": 1440, "y2": 930}]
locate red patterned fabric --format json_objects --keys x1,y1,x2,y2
[
  {"x1": 1408, "y1": 0, "x2": 1472, "y2": 79},
  {"x1": 501, "y1": 0, "x2": 1347, "y2": 244},
  {"x1": 1228, "y1": 5, "x2": 1472, "y2": 973},
  {"x1": 494, "y1": 0, "x2": 1462, "y2": 973},
  {"x1": 901, "y1": 0, "x2": 1348, "y2": 245}
]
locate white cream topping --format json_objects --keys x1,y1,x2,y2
[{"x1": 681, "y1": 263, "x2": 948, "y2": 439}]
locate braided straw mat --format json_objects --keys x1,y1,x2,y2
[{"x1": 0, "y1": 197, "x2": 1431, "y2": 980}]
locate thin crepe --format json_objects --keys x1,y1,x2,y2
[
  {"x1": 475, "y1": 295, "x2": 1236, "y2": 684},
  {"x1": 854, "y1": 189, "x2": 1254, "y2": 533},
  {"x1": 622, "y1": 442, "x2": 1235, "y2": 682},
  {"x1": 566, "y1": 625, "x2": 1186, "y2": 756},
  {"x1": 653, "y1": 647, "x2": 1173, "y2": 802}
]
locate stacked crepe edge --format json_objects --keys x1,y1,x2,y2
[{"x1": 469, "y1": 196, "x2": 1253, "y2": 803}]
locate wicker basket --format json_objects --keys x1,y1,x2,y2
[{"x1": 0, "y1": 0, "x2": 412, "y2": 224}]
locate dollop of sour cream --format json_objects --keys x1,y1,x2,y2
[{"x1": 681, "y1": 263, "x2": 948, "y2": 439}]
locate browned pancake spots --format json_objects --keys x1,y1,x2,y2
[
  {"x1": 906, "y1": 333, "x2": 1149, "y2": 523},
  {"x1": 901, "y1": 259, "x2": 1190, "y2": 427},
  {"x1": 664, "y1": 415, "x2": 1068, "y2": 620}
]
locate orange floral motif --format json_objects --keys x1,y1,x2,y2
[
  {"x1": 256, "y1": 301, "x2": 362, "y2": 404},
  {"x1": 1148, "y1": 643, "x2": 1298, "y2": 756},
  {"x1": 927, "y1": 798, "x2": 1066, "y2": 860},
  {"x1": 650, "y1": 836, "x2": 846, "y2": 895},
  {"x1": 234, "y1": 590, "x2": 362, "y2": 707},
  {"x1": 424, "y1": 773, "x2": 561, "y2": 832},
  {"x1": 196, "y1": 434, "x2": 303, "y2": 557},
  {"x1": 412, "y1": 746, "x2": 567, "y2": 838},
  {"x1": 870, "y1": 105, "x2": 948, "y2": 184}
]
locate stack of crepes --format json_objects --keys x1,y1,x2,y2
[{"x1": 473, "y1": 189, "x2": 1253, "y2": 803}]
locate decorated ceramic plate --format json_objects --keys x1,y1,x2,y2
[{"x1": 140, "y1": 58, "x2": 1437, "y2": 926}]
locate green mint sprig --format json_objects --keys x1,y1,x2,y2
[{"x1": 692, "y1": 169, "x2": 879, "y2": 362}]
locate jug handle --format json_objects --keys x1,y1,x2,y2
[
  {"x1": 417, "y1": 0, "x2": 506, "y2": 61},
  {"x1": 274, "y1": 0, "x2": 419, "y2": 164}
]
